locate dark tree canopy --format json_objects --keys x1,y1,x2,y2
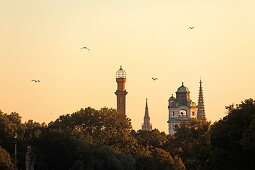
[
  {"x1": 33, "y1": 130, "x2": 135, "y2": 170},
  {"x1": 0, "y1": 146, "x2": 13, "y2": 170},
  {"x1": 168, "y1": 119, "x2": 211, "y2": 170},
  {"x1": 48, "y1": 107, "x2": 136, "y2": 153},
  {"x1": 134, "y1": 129, "x2": 168, "y2": 149},
  {"x1": 0, "y1": 99, "x2": 255, "y2": 170},
  {"x1": 210, "y1": 98, "x2": 255, "y2": 170}
]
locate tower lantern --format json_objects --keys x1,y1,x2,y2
[{"x1": 115, "y1": 66, "x2": 128, "y2": 114}]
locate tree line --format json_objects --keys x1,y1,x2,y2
[{"x1": 0, "y1": 99, "x2": 255, "y2": 170}]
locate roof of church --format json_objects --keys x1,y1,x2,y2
[{"x1": 176, "y1": 82, "x2": 190, "y2": 93}]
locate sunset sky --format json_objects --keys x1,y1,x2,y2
[{"x1": 1, "y1": 0, "x2": 255, "y2": 132}]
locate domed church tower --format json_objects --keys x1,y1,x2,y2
[
  {"x1": 115, "y1": 66, "x2": 128, "y2": 114},
  {"x1": 168, "y1": 82, "x2": 197, "y2": 135}
]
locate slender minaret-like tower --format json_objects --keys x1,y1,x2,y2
[
  {"x1": 197, "y1": 79, "x2": 206, "y2": 120},
  {"x1": 115, "y1": 66, "x2": 128, "y2": 114},
  {"x1": 142, "y1": 98, "x2": 152, "y2": 131}
]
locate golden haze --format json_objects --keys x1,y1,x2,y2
[{"x1": 0, "y1": 0, "x2": 255, "y2": 132}]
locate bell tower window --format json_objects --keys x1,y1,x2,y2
[{"x1": 179, "y1": 110, "x2": 187, "y2": 117}]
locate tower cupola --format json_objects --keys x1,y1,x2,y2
[
  {"x1": 176, "y1": 82, "x2": 191, "y2": 106},
  {"x1": 176, "y1": 82, "x2": 190, "y2": 93},
  {"x1": 116, "y1": 66, "x2": 126, "y2": 78}
]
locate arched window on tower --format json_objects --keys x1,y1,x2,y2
[{"x1": 179, "y1": 110, "x2": 187, "y2": 117}]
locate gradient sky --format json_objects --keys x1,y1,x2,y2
[{"x1": 1, "y1": 0, "x2": 255, "y2": 133}]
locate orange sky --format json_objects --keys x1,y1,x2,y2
[{"x1": 1, "y1": 0, "x2": 255, "y2": 132}]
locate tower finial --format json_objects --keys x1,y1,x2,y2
[{"x1": 182, "y1": 82, "x2": 184, "y2": 85}]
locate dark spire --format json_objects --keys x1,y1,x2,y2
[
  {"x1": 197, "y1": 79, "x2": 206, "y2": 120},
  {"x1": 142, "y1": 98, "x2": 152, "y2": 131}
]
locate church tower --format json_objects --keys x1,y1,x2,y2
[
  {"x1": 168, "y1": 82, "x2": 198, "y2": 134},
  {"x1": 197, "y1": 79, "x2": 206, "y2": 120},
  {"x1": 115, "y1": 66, "x2": 128, "y2": 114},
  {"x1": 142, "y1": 98, "x2": 152, "y2": 131}
]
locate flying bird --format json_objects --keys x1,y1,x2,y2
[
  {"x1": 152, "y1": 77, "x2": 158, "y2": 81},
  {"x1": 31, "y1": 80, "x2": 40, "y2": 83},
  {"x1": 81, "y1": 46, "x2": 90, "y2": 51},
  {"x1": 188, "y1": 27, "x2": 195, "y2": 29}
]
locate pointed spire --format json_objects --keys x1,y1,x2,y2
[
  {"x1": 144, "y1": 98, "x2": 149, "y2": 119},
  {"x1": 197, "y1": 78, "x2": 206, "y2": 120},
  {"x1": 142, "y1": 98, "x2": 152, "y2": 131}
]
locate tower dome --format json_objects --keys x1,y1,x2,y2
[
  {"x1": 176, "y1": 82, "x2": 190, "y2": 93},
  {"x1": 169, "y1": 94, "x2": 175, "y2": 100},
  {"x1": 116, "y1": 66, "x2": 126, "y2": 78}
]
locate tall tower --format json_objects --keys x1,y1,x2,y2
[
  {"x1": 142, "y1": 98, "x2": 152, "y2": 131},
  {"x1": 115, "y1": 66, "x2": 128, "y2": 114},
  {"x1": 197, "y1": 79, "x2": 206, "y2": 120}
]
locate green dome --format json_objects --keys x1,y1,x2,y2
[{"x1": 176, "y1": 82, "x2": 190, "y2": 93}]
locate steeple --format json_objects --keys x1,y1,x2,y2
[
  {"x1": 197, "y1": 79, "x2": 206, "y2": 120},
  {"x1": 142, "y1": 98, "x2": 152, "y2": 131}
]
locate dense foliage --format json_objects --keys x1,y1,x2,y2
[
  {"x1": 0, "y1": 99, "x2": 255, "y2": 169},
  {"x1": 0, "y1": 146, "x2": 13, "y2": 170},
  {"x1": 209, "y1": 99, "x2": 255, "y2": 170}
]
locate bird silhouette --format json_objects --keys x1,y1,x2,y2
[
  {"x1": 152, "y1": 77, "x2": 158, "y2": 81},
  {"x1": 188, "y1": 27, "x2": 195, "y2": 29},
  {"x1": 31, "y1": 80, "x2": 40, "y2": 83},
  {"x1": 81, "y1": 46, "x2": 90, "y2": 51}
]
